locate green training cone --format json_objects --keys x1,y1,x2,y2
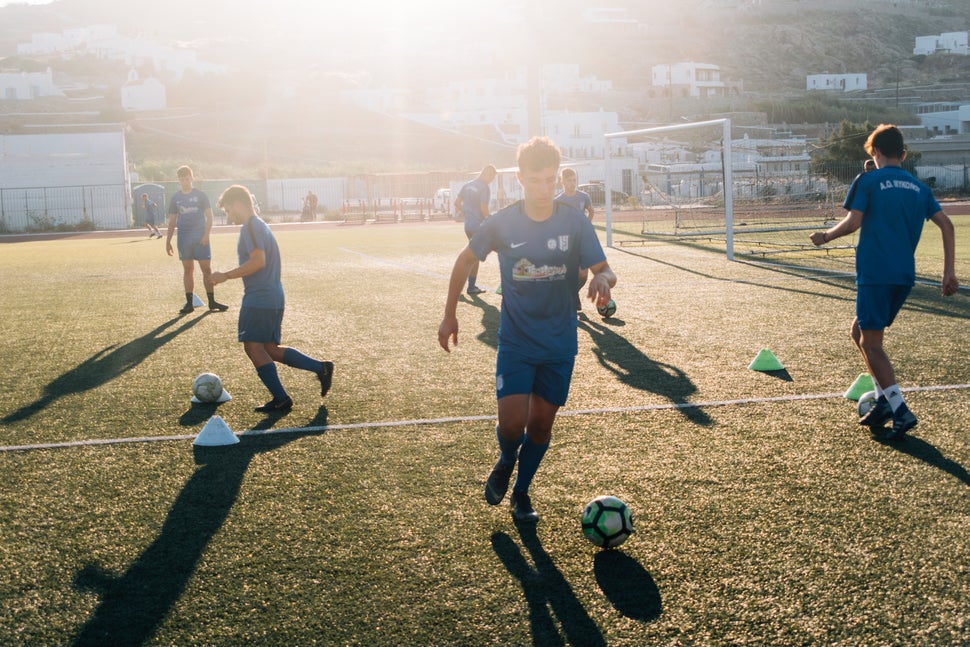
[
  {"x1": 844, "y1": 373, "x2": 875, "y2": 401},
  {"x1": 748, "y1": 348, "x2": 784, "y2": 371}
]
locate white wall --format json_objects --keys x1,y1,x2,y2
[
  {"x1": 0, "y1": 132, "x2": 131, "y2": 231},
  {"x1": 806, "y1": 73, "x2": 867, "y2": 92}
]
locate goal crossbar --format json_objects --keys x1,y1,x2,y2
[{"x1": 604, "y1": 118, "x2": 735, "y2": 259}]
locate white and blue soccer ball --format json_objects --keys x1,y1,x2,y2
[
  {"x1": 857, "y1": 390, "x2": 877, "y2": 417},
  {"x1": 192, "y1": 373, "x2": 224, "y2": 403},
  {"x1": 582, "y1": 495, "x2": 634, "y2": 549},
  {"x1": 597, "y1": 299, "x2": 617, "y2": 318}
]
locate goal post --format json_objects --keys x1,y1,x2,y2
[
  {"x1": 600, "y1": 118, "x2": 858, "y2": 272},
  {"x1": 605, "y1": 118, "x2": 734, "y2": 257}
]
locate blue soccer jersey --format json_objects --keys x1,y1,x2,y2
[
  {"x1": 847, "y1": 166, "x2": 940, "y2": 286},
  {"x1": 238, "y1": 216, "x2": 285, "y2": 309},
  {"x1": 458, "y1": 178, "x2": 490, "y2": 230},
  {"x1": 167, "y1": 189, "x2": 210, "y2": 237},
  {"x1": 469, "y1": 201, "x2": 606, "y2": 360},
  {"x1": 555, "y1": 190, "x2": 592, "y2": 217}
]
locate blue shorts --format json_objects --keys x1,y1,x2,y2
[
  {"x1": 238, "y1": 307, "x2": 283, "y2": 344},
  {"x1": 856, "y1": 284, "x2": 911, "y2": 330},
  {"x1": 495, "y1": 349, "x2": 575, "y2": 406},
  {"x1": 177, "y1": 235, "x2": 212, "y2": 261}
]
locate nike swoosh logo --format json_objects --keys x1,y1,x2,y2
[{"x1": 510, "y1": 242, "x2": 526, "y2": 248}]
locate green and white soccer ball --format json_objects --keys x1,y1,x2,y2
[
  {"x1": 857, "y1": 390, "x2": 877, "y2": 417},
  {"x1": 597, "y1": 299, "x2": 617, "y2": 318},
  {"x1": 192, "y1": 373, "x2": 224, "y2": 403},
  {"x1": 582, "y1": 495, "x2": 633, "y2": 549}
]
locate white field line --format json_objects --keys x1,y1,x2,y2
[{"x1": 2, "y1": 384, "x2": 969, "y2": 453}]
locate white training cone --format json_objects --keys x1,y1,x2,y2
[
  {"x1": 191, "y1": 389, "x2": 232, "y2": 404},
  {"x1": 193, "y1": 415, "x2": 239, "y2": 446},
  {"x1": 192, "y1": 293, "x2": 205, "y2": 308}
]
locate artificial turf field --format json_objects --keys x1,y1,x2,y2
[{"x1": 1, "y1": 217, "x2": 968, "y2": 645}]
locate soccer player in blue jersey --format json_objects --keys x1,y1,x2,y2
[
  {"x1": 141, "y1": 193, "x2": 162, "y2": 239},
  {"x1": 438, "y1": 137, "x2": 617, "y2": 522},
  {"x1": 165, "y1": 166, "x2": 228, "y2": 314},
  {"x1": 811, "y1": 124, "x2": 959, "y2": 440},
  {"x1": 211, "y1": 185, "x2": 334, "y2": 413},
  {"x1": 556, "y1": 167, "x2": 595, "y2": 311},
  {"x1": 454, "y1": 164, "x2": 497, "y2": 295}
]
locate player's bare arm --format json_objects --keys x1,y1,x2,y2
[
  {"x1": 930, "y1": 210, "x2": 960, "y2": 296},
  {"x1": 165, "y1": 213, "x2": 177, "y2": 256},
  {"x1": 438, "y1": 246, "x2": 479, "y2": 352},
  {"x1": 811, "y1": 209, "x2": 862, "y2": 247},
  {"x1": 586, "y1": 261, "x2": 616, "y2": 306},
  {"x1": 201, "y1": 208, "x2": 213, "y2": 246},
  {"x1": 211, "y1": 247, "x2": 265, "y2": 285}
]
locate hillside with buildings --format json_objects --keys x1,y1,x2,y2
[{"x1": 0, "y1": 0, "x2": 968, "y2": 177}]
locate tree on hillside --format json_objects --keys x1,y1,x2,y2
[
  {"x1": 811, "y1": 120, "x2": 923, "y2": 184},
  {"x1": 811, "y1": 120, "x2": 874, "y2": 183}
]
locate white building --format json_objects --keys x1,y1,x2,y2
[
  {"x1": 916, "y1": 102, "x2": 970, "y2": 135},
  {"x1": 544, "y1": 110, "x2": 622, "y2": 160},
  {"x1": 121, "y1": 70, "x2": 166, "y2": 111},
  {"x1": 651, "y1": 62, "x2": 727, "y2": 98},
  {"x1": 17, "y1": 24, "x2": 226, "y2": 81},
  {"x1": 361, "y1": 64, "x2": 614, "y2": 149},
  {"x1": 0, "y1": 131, "x2": 132, "y2": 232},
  {"x1": 806, "y1": 73, "x2": 867, "y2": 92},
  {"x1": 0, "y1": 68, "x2": 64, "y2": 100},
  {"x1": 913, "y1": 31, "x2": 969, "y2": 56}
]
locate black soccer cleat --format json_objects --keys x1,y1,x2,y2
[
  {"x1": 208, "y1": 301, "x2": 229, "y2": 312},
  {"x1": 254, "y1": 397, "x2": 293, "y2": 413},
  {"x1": 886, "y1": 404, "x2": 917, "y2": 441},
  {"x1": 858, "y1": 395, "x2": 892, "y2": 427},
  {"x1": 179, "y1": 303, "x2": 195, "y2": 315},
  {"x1": 466, "y1": 285, "x2": 486, "y2": 295},
  {"x1": 317, "y1": 361, "x2": 334, "y2": 397},
  {"x1": 510, "y1": 491, "x2": 539, "y2": 523},
  {"x1": 484, "y1": 460, "x2": 514, "y2": 505}
]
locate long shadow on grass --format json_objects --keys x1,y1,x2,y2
[
  {"x1": 70, "y1": 411, "x2": 327, "y2": 646},
  {"x1": 492, "y1": 524, "x2": 606, "y2": 646},
  {"x1": 618, "y1": 247, "x2": 970, "y2": 322},
  {"x1": 3, "y1": 314, "x2": 210, "y2": 423},
  {"x1": 460, "y1": 293, "x2": 499, "y2": 349},
  {"x1": 873, "y1": 430, "x2": 970, "y2": 487},
  {"x1": 593, "y1": 550, "x2": 662, "y2": 621},
  {"x1": 578, "y1": 316, "x2": 712, "y2": 426}
]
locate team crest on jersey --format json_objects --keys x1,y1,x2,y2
[{"x1": 547, "y1": 236, "x2": 570, "y2": 251}]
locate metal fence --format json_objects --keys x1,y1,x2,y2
[{"x1": 0, "y1": 184, "x2": 131, "y2": 233}]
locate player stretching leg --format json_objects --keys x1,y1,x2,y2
[
  {"x1": 211, "y1": 185, "x2": 334, "y2": 412},
  {"x1": 810, "y1": 124, "x2": 958, "y2": 440}
]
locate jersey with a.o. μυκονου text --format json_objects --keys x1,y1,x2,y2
[
  {"x1": 847, "y1": 166, "x2": 940, "y2": 286},
  {"x1": 469, "y1": 200, "x2": 606, "y2": 360}
]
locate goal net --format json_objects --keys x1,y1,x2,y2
[{"x1": 602, "y1": 119, "x2": 858, "y2": 273}]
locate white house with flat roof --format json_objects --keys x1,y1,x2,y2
[
  {"x1": 651, "y1": 62, "x2": 727, "y2": 98},
  {"x1": 0, "y1": 68, "x2": 64, "y2": 100},
  {"x1": 806, "y1": 73, "x2": 867, "y2": 92},
  {"x1": 913, "y1": 31, "x2": 969, "y2": 56}
]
